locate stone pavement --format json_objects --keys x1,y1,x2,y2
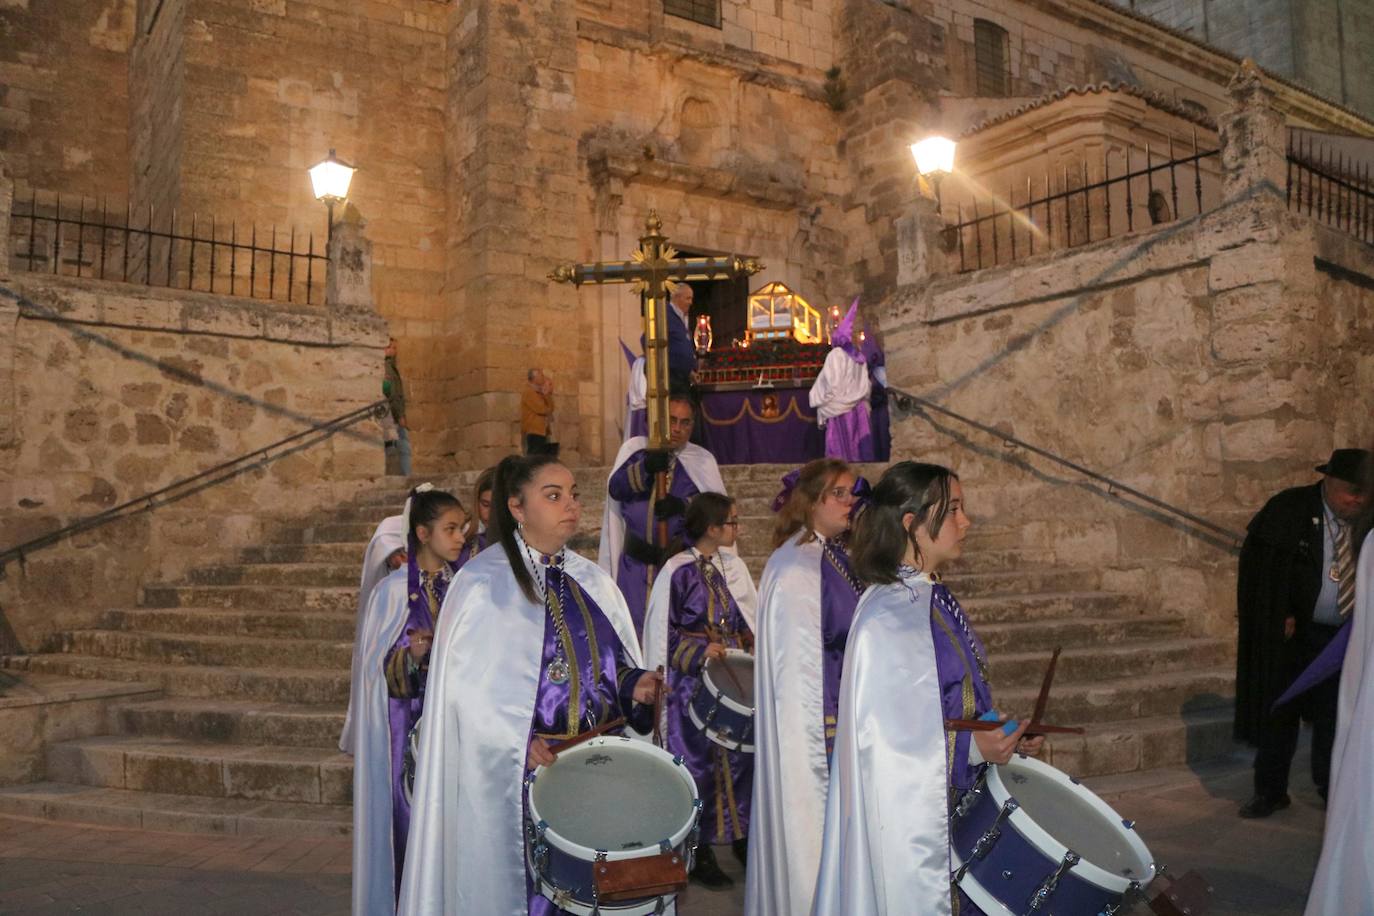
[{"x1": 0, "y1": 746, "x2": 1329, "y2": 915}]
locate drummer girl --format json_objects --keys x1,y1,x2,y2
[
  {"x1": 351, "y1": 485, "x2": 467, "y2": 915},
  {"x1": 641, "y1": 491, "x2": 757, "y2": 889},
  {"x1": 746, "y1": 458, "x2": 866, "y2": 916},
  {"x1": 398, "y1": 454, "x2": 662, "y2": 916},
  {"x1": 812, "y1": 461, "x2": 1041, "y2": 915}
]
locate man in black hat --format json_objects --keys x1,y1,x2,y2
[{"x1": 1235, "y1": 448, "x2": 1372, "y2": 818}]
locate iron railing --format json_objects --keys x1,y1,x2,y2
[
  {"x1": 888, "y1": 386, "x2": 1244, "y2": 551},
  {"x1": 696, "y1": 360, "x2": 826, "y2": 387},
  {"x1": 1287, "y1": 136, "x2": 1374, "y2": 246},
  {"x1": 0, "y1": 399, "x2": 388, "y2": 576},
  {"x1": 9, "y1": 190, "x2": 329, "y2": 304},
  {"x1": 945, "y1": 132, "x2": 1220, "y2": 273}
]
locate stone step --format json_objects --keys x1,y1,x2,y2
[
  {"x1": 267, "y1": 522, "x2": 377, "y2": 545},
  {"x1": 184, "y1": 563, "x2": 359, "y2": 588},
  {"x1": 1041, "y1": 709, "x2": 1239, "y2": 779},
  {"x1": 990, "y1": 638, "x2": 1234, "y2": 688},
  {"x1": 4, "y1": 654, "x2": 348, "y2": 705},
  {"x1": 116, "y1": 698, "x2": 343, "y2": 748},
  {"x1": 140, "y1": 584, "x2": 357, "y2": 613},
  {"x1": 0, "y1": 782, "x2": 351, "y2": 836},
  {"x1": 939, "y1": 566, "x2": 1102, "y2": 598},
  {"x1": 960, "y1": 591, "x2": 1134, "y2": 624},
  {"x1": 61, "y1": 630, "x2": 353, "y2": 670},
  {"x1": 240, "y1": 543, "x2": 366, "y2": 565},
  {"x1": 102, "y1": 608, "x2": 356, "y2": 641},
  {"x1": 996, "y1": 666, "x2": 1235, "y2": 725},
  {"x1": 46, "y1": 735, "x2": 352, "y2": 806},
  {"x1": 975, "y1": 615, "x2": 1187, "y2": 653}
]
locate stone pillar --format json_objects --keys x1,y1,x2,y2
[
  {"x1": 1218, "y1": 59, "x2": 1288, "y2": 201},
  {"x1": 326, "y1": 203, "x2": 376, "y2": 315},
  {"x1": 895, "y1": 190, "x2": 954, "y2": 287},
  {"x1": 438, "y1": 0, "x2": 582, "y2": 469}
]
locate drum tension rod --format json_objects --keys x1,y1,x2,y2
[
  {"x1": 1027, "y1": 850, "x2": 1081, "y2": 912},
  {"x1": 953, "y1": 798, "x2": 1019, "y2": 885}
]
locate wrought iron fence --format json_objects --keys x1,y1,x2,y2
[
  {"x1": 1287, "y1": 136, "x2": 1374, "y2": 246},
  {"x1": 695, "y1": 360, "x2": 826, "y2": 387},
  {"x1": 945, "y1": 131, "x2": 1220, "y2": 273},
  {"x1": 9, "y1": 190, "x2": 328, "y2": 304}
]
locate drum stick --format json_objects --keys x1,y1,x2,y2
[
  {"x1": 548, "y1": 717, "x2": 627, "y2": 756},
  {"x1": 651, "y1": 666, "x2": 666, "y2": 748},
  {"x1": 715, "y1": 648, "x2": 748, "y2": 697},
  {"x1": 1030, "y1": 647, "x2": 1062, "y2": 727},
  {"x1": 944, "y1": 718, "x2": 1084, "y2": 736}
]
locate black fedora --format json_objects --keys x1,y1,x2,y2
[{"x1": 1316, "y1": 449, "x2": 1373, "y2": 487}]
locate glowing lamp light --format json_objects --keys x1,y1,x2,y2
[
  {"x1": 309, "y1": 149, "x2": 357, "y2": 203},
  {"x1": 694, "y1": 315, "x2": 714, "y2": 354},
  {"x1": 910, "y1": 136, "x2": 956, "y2": 176}
]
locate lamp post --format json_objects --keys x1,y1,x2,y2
[
  {"x1": 308, "y1": 149, "x2": 357, "y2": 253},
  {"x1": 909, "y1": 136, "x2": 956, "y2": 211}
]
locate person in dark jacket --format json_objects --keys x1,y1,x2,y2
[{"x1": 1235, "y1": 448, "x2": 1372, "y2": 818}]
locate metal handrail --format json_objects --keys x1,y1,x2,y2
[
  {"x1": 888, "y1": 387, "x2": 1244, "y2": 549},
  {"x1": 0, "y1": 399, "x2": 390, "y2": 576}
]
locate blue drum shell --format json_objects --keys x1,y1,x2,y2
[
  {"x1": 951, "y1": 781, "x2": 1122, "y2": 915},
  {"x1": 687, "y1": 679, "x2": 754, "y2": 750},
  {"x1": 527, "y1": 822, "x2": 688, "y2": 912}
]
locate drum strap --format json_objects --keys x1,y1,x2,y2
[{"x1": 932, "y1": 605, "x2": 978, "y2": 780}]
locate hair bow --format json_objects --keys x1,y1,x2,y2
[
  {"x1": 771, "y1": 468, "x2": 802, "y2": 513},
  {"x1": 849, "y1": 475, "x2": 873, "y2": 523}
]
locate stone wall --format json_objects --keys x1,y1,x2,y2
[
  {"x1": 0, "y1": 260, "x2": 388, "y2": 654},
  {"x1": 129, "y1": 0, "x2": 185, "y2": 222},
  {"x1": 0, "y1": 0, "x2": 136, "y2": 198},
  {"x1": 877, "y1": 68, "x2": 1374, "y2": 638}
]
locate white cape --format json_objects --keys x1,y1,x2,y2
[
  {"x1": 812, "y1": 576, "x2": 952, "y2": 916},
  {"x1": 745, "y1": 536, "x2": 829, "y2": 916},
  {"x1": 596, "y1": 435, "x2": 730, "y2": 581},
  {"x1": 341, "y1": 515, "x2": 407, "y2": 754},
  {"x1": 624, "y1": 356, "x2": 647, "y2": 434},
  {"x1": 641, "y1": 548, "x2": 759, "y2": 734},
  {"x1": 1304, "y1": 531, "x2": 1374, "y2": 915},
  {"x1": 351, "y1": 569, "x2": 412, "y2": 916},
  {"x1": 808, "y1": 348, "x2": 871, "y2": 426},
  {"x1": 398, "y1": 546, "x2": 645, "y2": 915}
]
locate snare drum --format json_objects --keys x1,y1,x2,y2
[
  {"x1": 525, "y1": 735, "x2": 702, "y2": 915},
  {"x1": 402, "y1": 717, "x2": 421, "y2": 805},
  {"x1": 951, "y1": 754, "x2": 1155, "y2": 915},
  {"x1": 687, "y1": 649, "x2": 755, "y2": 753}
]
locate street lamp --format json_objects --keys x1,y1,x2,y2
[
  {"x1": 309, "y1": 149, "x2": 356, "y2": 250},
  {"x1": 909, "y1": 136, "x2": 956, "y2": 210}
]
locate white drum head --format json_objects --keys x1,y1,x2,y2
[
  {"x1": 705, "y1": 650, "x2": 755, "y2": 709},
  {"x1": 991, "y1": 756, "x2": 1154, "y2": 890},
  {"x1": 530, "y1": 736, "x2": 697, "y2": 858}
]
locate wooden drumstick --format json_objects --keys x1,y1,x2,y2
[{"x1": 548, "y1": 717, "x2": 627, "y2": 756}]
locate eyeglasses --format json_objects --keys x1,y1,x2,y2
[
  {"x1": 723, "y1": 518, "x2": 741, "y2": 527},
  {"x1": 824, "y1": 487, "x2": 856, "y2": 502}
]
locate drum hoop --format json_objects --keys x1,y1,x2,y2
[
  {"x1": 686, "y1": 703, "x2": 755, "y2": 754},
  {"x1": 950, "y1": 849, "x2": 1020, "y2": 916},
  {"x1": 701, "y1": 649, "x2": 754, "y2": 716},
  {"x1": 984, "y1": 755, "x2": 1155, "y2": 892},
  {"x1": 527, "y1": 735, "x2": 700, "y2": 862}
]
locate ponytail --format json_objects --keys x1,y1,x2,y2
[{"x1": 491, "y1": 452, "x2": 563, "y2": 604}]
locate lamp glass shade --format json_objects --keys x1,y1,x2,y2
[
  {"x1": 910, "y1": 136, "x2": 956, "y2": 175},
  {"x1": 309, "y1": 152, "x2": 356, "y2": 201}
]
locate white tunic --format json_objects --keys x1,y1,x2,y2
[
  {"x1": 1304, "y1": 531, "x2": 1374, "y2": 915},
  {"x1": 808, "y1": 348, "x2": 871, "y2": 426},
  {"x1": 745, "y1": 536, "x2": 829, "y2": 916},
  {"x1": 341, "y1": 515, "x2": 406, "y2": 754},
  {"x1": 397, "y1": 546, "x2": 644, "y2": 915},
  {"x1": 811, "y1": 573, "x2": 952, "y2": 916}
]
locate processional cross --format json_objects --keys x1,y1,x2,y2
[{"x1": 549, "y1": 211, "x2": 763, "y2": 450}]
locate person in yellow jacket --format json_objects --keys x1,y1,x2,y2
[{"x1": 520, "y1": 368, "x2": 557, "y2": 456}]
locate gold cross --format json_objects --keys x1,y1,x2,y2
[{"x1": 549, "y1": 212, "x2": 762, "y2": 448}]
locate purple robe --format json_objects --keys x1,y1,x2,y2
[
  {"x1": 524, "y1": 563, "x2": 652, "y2": 916},
  {"x1": 628, "y1": 407, "x2": 648, "y2": 441},
  {"x1": 931, "y1": 584, "x2": 994, "y2": 794},
  {"x1": 819, "y1": 538, "x2": 864, "y2": 759},
  {"x1": 663, "y1": 556, "x2": 754, "y2": 844},
  {"x1": 381, "y1": 564, "x2": 455, "y2": 894},
  {"x1": 608, "y1": 450, "x2": 702, "y2": 633},
  {"x1": 824, "y1": 402, "x2": 875, "y2": 462}
]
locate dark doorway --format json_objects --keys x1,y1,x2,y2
[{"x1": 639, "y1": 245, "x2": 752, "y2": 350}]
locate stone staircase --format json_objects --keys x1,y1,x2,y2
[{"x1": 0, "y1": 463, "x2": 1238, "y2": 833}]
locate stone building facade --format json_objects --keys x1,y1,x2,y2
[{"x1": 2, "y1": 0, "x2": 1371, "y2": 472}]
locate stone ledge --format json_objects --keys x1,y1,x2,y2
[{"x1": 7, "y1": 273, "x2": 386, "y2": 349}]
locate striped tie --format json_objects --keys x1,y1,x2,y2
[{"x1": 1335, "y1": 522, "x2": 1356, "y2": 620}]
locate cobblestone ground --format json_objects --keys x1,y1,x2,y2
[{"x1": 0, "y1": 748, "x2": 1329, "y2": 915}]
